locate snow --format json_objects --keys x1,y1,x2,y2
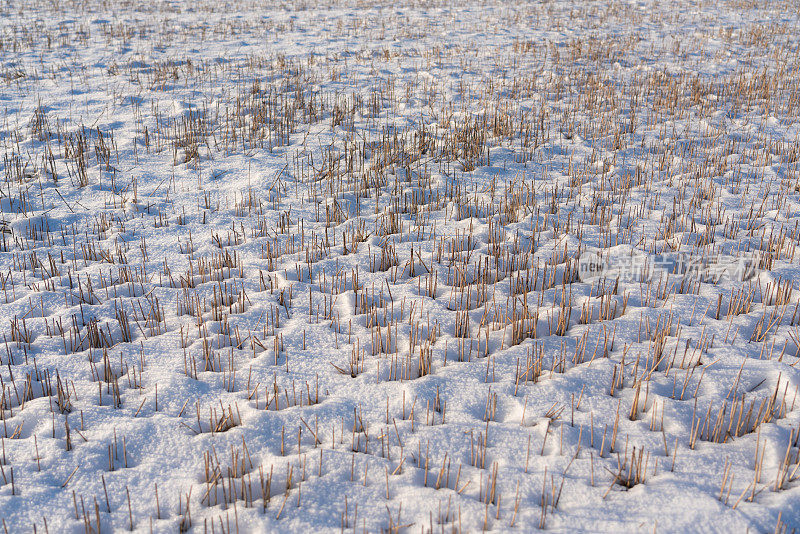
[{"x1": 0, "y1": 0, "x2": 799, "y2": 532}]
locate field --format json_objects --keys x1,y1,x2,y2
[{"x1": 1, "y1": 0, "x2": 800, "y2": 531}]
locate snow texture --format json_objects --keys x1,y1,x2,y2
[{"x1": 0, "y1": 0, "x2": 799, "y2": 532}]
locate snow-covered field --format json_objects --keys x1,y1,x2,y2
[{"x1": 1, "y1": 0, "x2": 800, "y2": 531}]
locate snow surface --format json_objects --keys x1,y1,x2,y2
[{"x1": 0, "y1": 0, "x2": 799, "y2": 532}]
